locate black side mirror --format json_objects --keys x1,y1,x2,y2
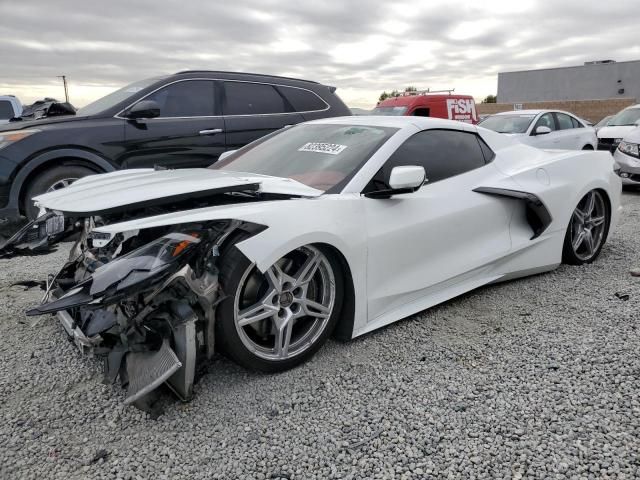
[{"x1": 125, "y1": 100, "x2": 160, "y2": 120}]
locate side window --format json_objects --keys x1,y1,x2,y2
[
  {"x1": 556, "y1": 113, "x2": 574, "y2": 130},
  {"x1": 365, "y1": 130, "x2": 487, "y2": 192},
  {"x1": 570, "y1": 116, "x2": 583, "y2": 128},
  {"x1": 223, "y1": 82, "x2": 289, "y2": 115},
  {"x1": 143, "y1": 80, "x2": 215, "y2": 117},
  {"x1": 534, "y1": 113, "x2": 556, "y2": 132},
  {"x1": 413, "y1": 108, "x2": 430, "y2": 117},
  {"x1": 0, "y1": 101, "x2": 14, "y2": 119},
  {"x1": 277, "y1": 86, "x2": 327, "y2": 112}
]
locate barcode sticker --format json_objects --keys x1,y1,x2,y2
[{"x1": 298, "y1": 142, "x2": 347, "y2": 155}]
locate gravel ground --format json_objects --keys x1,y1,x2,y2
[{"x1": 1, "y1": 192, "x2": 640, "y2": 480}]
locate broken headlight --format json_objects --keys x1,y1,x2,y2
[{"x1": 27, "y1": 231, "x2": 203, "y2": 315}]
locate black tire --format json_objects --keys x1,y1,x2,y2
[
  {"x1": 562, "y1": 190, "x2": 611, "y2": 265},
  {"x1": 24, "y1": 165, "x2": 95, "y2": 219},
  {"x1": 582, "y1": 145, "x2": 594, "y2": 150},
  {"x1": 216, "y1": 239, "x2": 345, "y2": 372}
]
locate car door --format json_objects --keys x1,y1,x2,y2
[
  {"x1": 362, "y1": 129, "x2": 513, "y2": 322},
  {"x1": 221, "y1": 81, "x2": 303, "y2": 151},
  {"x1": 527, "y1": 112, "x2": 561, "y2": 149},
  {"x1": 120, "y1": 79, "x2": 226, "y2": 169},
  {"x1": 554, "y1": 112, "x2": 581, "y2": 149}
]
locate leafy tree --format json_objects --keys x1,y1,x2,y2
[
  {"x1": 482, "y1": 94, "x2": 497, "y2": 104},
  {"x1": 379, "y1": 86, "x2": 418, "y2": 102}
]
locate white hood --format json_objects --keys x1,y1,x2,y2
[
  {"x1": 621, "y1": 126, "x2": 640, "y2": 143},
  {"x1": 597, "y1": 125, "x2": 637, "y2": 139},
  {"x1": 34, "y1": 168, "x2": 323, "y2": 214}
]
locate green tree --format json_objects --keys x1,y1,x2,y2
[
  {"x1": 482, "y1": 94, "x2": 497, "y2": 104},
  {"x1": 379, "y1": 86, "x2": 418, "y2": 102}
]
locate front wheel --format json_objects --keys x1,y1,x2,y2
[
  {"x1": 216, "y1": 243, "x2": 344, "y2": 372},
  {"x1": 562, "y1": 189, "x2": 610, "y2": 265}
]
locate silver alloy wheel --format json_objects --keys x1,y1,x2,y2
[
  {"x1": 233, "y1": 245, "x2": 336, "y2": 361},
  {"x1": 46, "y1": 178, "x2": 77, "y2": 192},
  {"x1": 570, "y1": 190, "x2": 607, "y2": 261}
]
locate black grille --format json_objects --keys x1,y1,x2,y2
[{"x1": 598, "y1": 138, "x2": 617, "y2": 152}]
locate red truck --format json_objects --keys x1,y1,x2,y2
[{"x1": 372, "y1": 90, "x2": 478, "y2": 124}]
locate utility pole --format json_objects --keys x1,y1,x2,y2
[{"x1": 57, "y1": 75, "x2": 69, "y2": 103}]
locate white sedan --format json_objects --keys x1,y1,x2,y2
[
  {"x1": 479, "y1": 110, "x2": 597, "y2": 150},
  {"x1": 2, "y1": 116, "x2": 621, "y2": 406}
]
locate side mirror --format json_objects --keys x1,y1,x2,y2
[
  {"x1": 389, "y1": 166, "x2": 426, "y2": 190},
  {"x1": 366, "y1": 165, "x2": 426, "y2": 198},
  {"x1": 218, "y1": 150, "x2": 237, "y2": 162},
  {"x1": 125, "y1": 100, "x2": 160, "y2": 120},
  {"x1": 534, "y1": 125, "x2": 552, "y2": 135}
]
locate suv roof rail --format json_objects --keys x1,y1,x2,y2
[{"x1": 174, "y1": 70, "x2": 321, "y2": 85}]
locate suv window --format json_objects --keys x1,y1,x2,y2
[
  {"x1": 144, "y1": 80, "x2": 215, "y2": 117},
  {"x1": 534, "y1": 113, "x2": 556, "y2": 132},
  {"x1": 0, "y1": 100, "x2": 14, "y2": 119},
  {"x1": 365, "y1": 129, "x2": 487, "y2": 191},
  {"x1": 556, "y1": 113, "x2": 575, "y2": 130},
  {"x1": 277, "y1": 86, "x2": 326, "y2": 112},
  {"x1": 223, "y1": 82, "x2": 289, "y2": 115}
]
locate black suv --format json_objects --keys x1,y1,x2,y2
[{"x1": 0, "y1": 71, "x2": 350, "y2": 221}]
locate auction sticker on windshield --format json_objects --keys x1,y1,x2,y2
[{"x1": 298, "y1": 142, "x2": 348, "y2": 155}]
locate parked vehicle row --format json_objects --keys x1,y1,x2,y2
[{"x1": 0, "y1": 71, "x2": 350, "y2": 220}]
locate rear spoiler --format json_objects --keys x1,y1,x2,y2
[{"x1": 327, "y1": 86, "x2": 337, "y2": 93}]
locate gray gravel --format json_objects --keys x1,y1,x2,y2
[{"x1": 2, "y1": 193, "x2": 640, "y2": 480}]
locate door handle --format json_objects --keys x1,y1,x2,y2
[{"x1": 199, "y1": 128, "x2": 223, "y2": 135}]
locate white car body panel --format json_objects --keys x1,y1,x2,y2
[
  {"x1": 485, "y1": 109, "x2": 597, "y2": 150},
  {"x1": 34, "y1": 116, "x2": 621, "y2": 339}
]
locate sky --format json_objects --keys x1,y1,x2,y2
[{"x1": 1, "y1": 0, "x2": 639, "y2": 109}]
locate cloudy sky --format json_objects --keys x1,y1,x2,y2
[{"x1": 1, "y1": 0, "x2": 638, "y2": 108}]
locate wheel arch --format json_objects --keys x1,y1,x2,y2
[
  {"x1": 313, "y1": 242, "x2": 356, "y2": 341},
  {"x1": 12, "y1": 149, "x2": 115, "y2": 214}
]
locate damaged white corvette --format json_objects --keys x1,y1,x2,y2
[{"x1": 1, "y1": 116, "x2": 622, "y2": 406}]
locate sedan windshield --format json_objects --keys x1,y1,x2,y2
[
  {"x1": 608, "y1": 108, "x2": 640, "y2": 127},
  {"x1": 76, "y1": 77, "x2": 161, "y2": 116},
  {"x1": 479, "y1": 114, "x2": 536, "y2": 134},
  {"x1": 370, "y1": 106, "x2": 408, "y2": 116},
  {"x1": 212, "y1": 124, "x2": 398, "y2": 191}
]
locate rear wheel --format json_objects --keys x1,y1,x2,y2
[
  {"x1": 582, "y1": 145, "x2": 594, "y2": 150},
  {"x1": 216, "y1": 242, "x2": 344, "y2": 372},
  {"x1": 24, "y1": 165, "x2": 95, "y2": 219},
  {"x1": 562, "y1": 190, "x2": 610, "y2": 265}
]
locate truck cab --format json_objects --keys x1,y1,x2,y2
[
  {"x1": 0, "y1": 96, "x2": 22, "y2": 124},
  {"x1": 372, "y1": 90, "x2": 478, "y2": 124}
]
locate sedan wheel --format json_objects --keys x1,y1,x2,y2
[
  {"x1": 217, "y1": 242, "x2": 344, "y2": 372},
  {"x1": 562, "y1": 190, "x2": 610, "y2": 265}
]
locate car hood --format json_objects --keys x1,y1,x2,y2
[
  {"x1": 597, "y1": 125, "x2": 637, "y2": 139},
  {"x1": 33, "y1": 168, "x2": 323, "y2": 215},
  {"x1": 0, "y1": 115, "x2": 91, "y2": 132},
  {"x1": 621, "y1": 126, "x2": 640, "y2": 143}
]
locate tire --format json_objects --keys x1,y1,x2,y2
[
  {"x1": 24, "y1": 165, "x2": 96, "y2": 220},
  {"x1": 582, "y1": 145, "x2": 594, "y2": 150},
  {"x1": 562, "y1": 189, "x2": 610, "y2": 265},
  {"x1": 216, "y1": 240, "x2": 344, "y2": 372}
]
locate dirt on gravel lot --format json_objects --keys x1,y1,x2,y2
[{"x1": 1, "y1": 192, "x2": 639, "y2": 480}]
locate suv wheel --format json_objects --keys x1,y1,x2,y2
[{"x1": 24, "y1": 165, "x2": 95, "y2": 220}]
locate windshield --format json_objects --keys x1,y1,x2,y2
[
  {"x1": 212, "y1": 123, "x2": 398, "y2": 191},
  {"x1": 371, "y1": 106, "x2": 407, "y2": 116},
  {"x1": 608, "y1": 108, "x2": 640, "y2": 127},
  {"x1": 479, "y1": 114, "x2": 536, "y2": 134},
  {"x1": 595, "y1": 116, "x2": 612, "y2": 128},
  {"x1": 76, "y1": 77, "x2": 161, "y2": 116}
]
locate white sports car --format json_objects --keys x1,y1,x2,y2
[{"x1": 2, "y1": 116, "x2": 622, "y2": 407}]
